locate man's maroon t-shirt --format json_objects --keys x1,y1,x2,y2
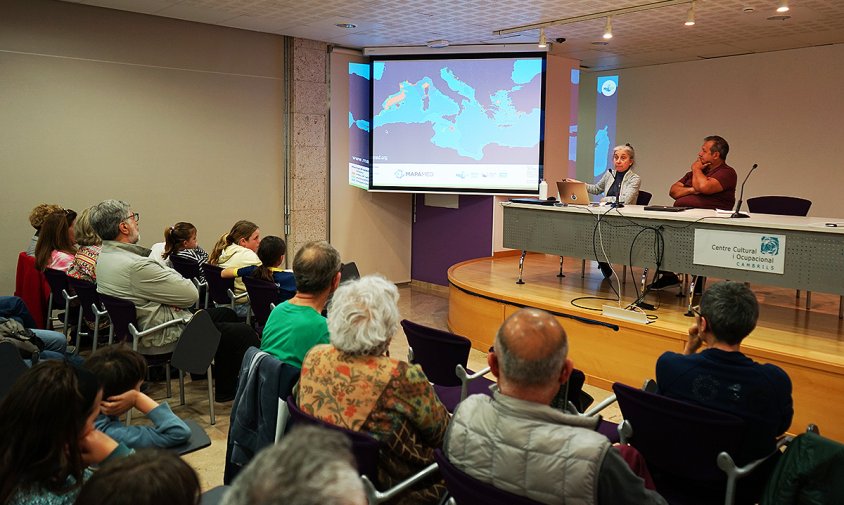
[{"x1": 673, "y1": 163, "x2": 737, "y2": 210}]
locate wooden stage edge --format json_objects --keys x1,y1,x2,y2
[{"x1": 447, "y1": 253, "x2": 844, "y2": 443}]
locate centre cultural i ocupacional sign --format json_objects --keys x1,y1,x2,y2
[{"x1": 693, "y1": 229, "x2": 786, "y2": 274}]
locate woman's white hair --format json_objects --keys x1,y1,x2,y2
[{"x1": 327, "y1": 274, "x2": 400, "y2": 355}]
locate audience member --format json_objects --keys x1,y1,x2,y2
[
  {"x1": 209, "y1": 220, "x2": 261, "y2": 317},
  {"x1": 74, "y1": 449, "x2": 200, "y2": 505},
  {"x1": 84, "y1": 345, "x2": 190, "y2": 449},
  {"x1": 34, "y1": 208, "x2": 78, "y2": 272},
  {"x1": 25, "y1": 202, "x2": 63, "y2": 256},
  {"x1": 67, "y1": 206, "x2": 102, "y2": 283},
  {"x1": 445, "y1": 308, "x2": 666, "y2": 505},
  {"x1": 298, "y1": 275, "x2": 449, "y2": 504},
  {"x1": 656, "y1": 281, "x2": 793, "y2": 464},
  {"x1": 159, "y1": 222, "x2": 210, "y2": 283},
  {"x1": 222, "y1": 425, "x2": 366, "y2": 505},
  {"x1": 222, "y1": 235, "x2": 295, "y2": 305},
  {"x1": 0, "y1": 295, "x2": 75, "y2": 361},
  {"x1": 90, "y1": 199, "x2": 259, "y2": 401},
  {"x1": 260, "y1": 240, "x2": 339, "y2": 367},
  {"x1": 0, "y1": 361, "x2": 131, "y2": 505}
]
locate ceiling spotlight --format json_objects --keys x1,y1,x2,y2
[
  {"x1": 685, "y1": 1, "x2": 696, "y2": 26},
  {"x1": 603, "y1": 16, "x2": 613, "y2": 40},
  {"x1": 538, "y1": 28, "x2": 547, "y2": 48},
  {"x1": 426, "y1": 39, "x2": 449, "y2": 48},
  {"x1": 335, "y1": 23, "x2": 356, "y2": 29},
  {"x1": 777, "y1": 0, "x2": 789, "y2": 13}
]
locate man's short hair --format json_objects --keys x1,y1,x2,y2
[
  {"x1": 292, "y1": 241, "x2": 341, "y2": 294},
  {"x1": 494, "y1": 308, "x2": 568, "y2": 387},
  {"x1": 90, "y1": 199, "x2": 131, "y2": 241},
  {"x1": 84, "y1": 344, "x2": 147, "y2": 399},
  {"x1": 704, "y1": 135, "x2": 730, "y2": 160},
  {"x1": 700, "y1": 281, "x2": 758, "y2": 345},
  {"x1": 222, "y1": 425, "x2": 365, "y2": 505}
]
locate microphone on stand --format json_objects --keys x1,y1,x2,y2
[{"x1": 730, "y1": 163, "x2": 758, "y2": 218}]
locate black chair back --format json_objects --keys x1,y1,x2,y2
[
  {"x1": 636, "y1": 191, "x2": 653, "y2": 205},
  {"x1": 98, "y1": 292, "x2": 138, "y2": 343},
  {"x1": 242, "y1": 276, "x2": 278, "y2": 328},
  {"x1": 67, "y1": 277, "x2": 100, "y2": 327},
  {"x1": 171, "y1": 310, "x2": 221, "y2": 375},
  {"x1": 613, "y1": 382, "x2": 747, "y2": 501},
  {"x1": 747, "y1": 196, "x2": 812, "y2": 217},
  {"x1": 401, "y1": 319, "x2": 470, "y2": 387},
  {"x1": 0, "y1": 342, "x2": 28, "y2": 400},
  {"x1": 340, "y1": 262, "x2": 361, "y2": 284},
  {"x1": 433, "y1": 449, "x2": 544, "y2": 505},
  {"x1": 201, "y1": 264, "x2": 235, "y2": 306},
  {"x1": 171, "y1": 254, "x2": 203, "y2": 280},
  {"x1": 285, "y1": 396, "x2": 381, "y2": 484}
]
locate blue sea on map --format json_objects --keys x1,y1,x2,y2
[{"x1": 372, "y1": 58, "x2": 542, "y2": 164}]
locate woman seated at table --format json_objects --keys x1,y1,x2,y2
[
  {"x1": 566, "y1": 143, "x2": 641, "y2": 278},
  {"x1": 298, "y1": 275, "x2": 449, "y2": 505}
]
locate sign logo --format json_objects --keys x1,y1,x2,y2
[
  {"x1": 600, "y1": 79, "x2": 617, "y2": 97},
  {"x1": 760, "y1": 236, "x2": 780, "y2": 256}
]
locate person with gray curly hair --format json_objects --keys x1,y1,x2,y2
[
  {"x1": 445, "y1": 308, "x2": 667, "y2": 505},
  {"x1": 221, "y1": 425, "x2": 366, "y2": 505},
  {"x1": 298, "y1": 275, "x2": 449, "y2": 505}
]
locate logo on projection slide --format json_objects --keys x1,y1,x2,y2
[{"x1": 600, "y1": 79, "x2": 617, "y2": 97}]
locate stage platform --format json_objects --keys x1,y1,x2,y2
[{"x1": 447, "y1": 253, "x2": 844, "y2": 442}]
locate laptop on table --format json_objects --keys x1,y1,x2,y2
[{"x1": 556, "y1": 181, "x2": 591, "y2": 205}]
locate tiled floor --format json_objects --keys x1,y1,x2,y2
[{"x1": 141, "y1": 284, "x2": 619, "y2": 490}]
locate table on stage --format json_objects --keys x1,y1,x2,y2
[{"x1": 502, "y1": 202, "x2": 844, "y2": 301}]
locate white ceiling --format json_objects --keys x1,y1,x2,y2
[{"x1": 60, "y1": 0, "x2": 844, "y2": 71}]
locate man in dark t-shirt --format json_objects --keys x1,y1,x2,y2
[
  {"x1": 670, "y1": 135, "x2": 737, "y2": 210},
  {"x1": 651, "y1": 135, "x2": 737, "y2": 289}
]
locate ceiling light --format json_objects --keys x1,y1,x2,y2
[
  {"x1": 685, "y1": 1, "x2": 696, "y2": 26},
  {"x1": 335, "y1": 23, "x2": 356, "y2": 29},
  {"x1": 603, "y1": 16, "x2": 613, "y2": 39},
  {"x1": 426, "y1": 39, "x2": 449, "y2": 48},
  {"x1": 777, "y1": 0, "x2": 789, "y2": 13},
  {"x1": 538, "y1": 28, "x2": 547, "y2": 48}
]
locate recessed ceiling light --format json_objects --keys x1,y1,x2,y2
[
  {"x1": 742, "y1": 7, "x2": 754, "y2": 13},
  {"x1": 335, "y1": 23, "x2": 356, "y2": 29},
  {"x1": 777, "y1": 0, "x2": 790, "y2": 13},
  {"x1": 426, "y1": 39, "x2": 450, "y2": 48}
]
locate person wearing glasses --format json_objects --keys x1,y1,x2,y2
[
  {"x1": 90, "y1": 200, "x2": 259, "y2": 401},
  {"x1": 654, "y1": 281, "x2": 792, "y2": 502}
]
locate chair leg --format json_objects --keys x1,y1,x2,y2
[
  {"x1": 46, "y1": 293, "x2": 54, "y2": 330},
  {"x1": 179, "y1": 370, "x2": 186, "y2": 406},
  {"x1": 75, "y1": 309, "x2": 84, "y2": 354},
  {"x1": 207, "y1": 365, "x2": 216, "y2": 425},
  {"x1": 622, "y1": 265, "x2": 627, "y2": 285},
  {"x1": 581, "y1": 259, "x2": 586, "y2": 278},
  {"x1": 92, "y1": 312, "x2": 100, "y2": 353},
  {"x1": 165, "y1": 363, "x2": 172, "y2": 398},
  {"x1": 806, "y1": 291, "x2": 812, "y2": 310}
]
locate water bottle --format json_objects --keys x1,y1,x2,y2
[{"x1": 538, "y1": 180, "x2": 548, "y2": 200}]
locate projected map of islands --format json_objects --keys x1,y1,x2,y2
[{"x1": 368, "y1": 58, "x2": 543, "y2": 163}]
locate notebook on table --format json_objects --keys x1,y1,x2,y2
[
  {"x1": 644, "y1": 205, "x2": 691, "y2": 212},
  {"x1": 556, "y1": 181, "x2": 591, "y2": 205}
]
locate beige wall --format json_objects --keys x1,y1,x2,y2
[
  {"x1": 328, "y1": 49, "x2": 412, "y2": 282},
  {"x1": 0, "y1": 0, "x2": 287, "y2": 294},
  {"x1": 578, "y1": 44, "x2": 844, "y2": 217}
]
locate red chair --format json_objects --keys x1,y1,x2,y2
[{"x1": 13, "y1": 252, "x2": 50, "y2": 329}]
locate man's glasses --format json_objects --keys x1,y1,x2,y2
[{"x1": 124, "y1": 212, "x2": 139, "y2": 223}]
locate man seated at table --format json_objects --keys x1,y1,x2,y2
[
  {"x1": 446, "y1": 308, "x2": 666, "y2": 505},
  {"x1": 651, "y1": 135, "x2": 737, "y2": 290},
  {"x1": 656, "y1": 281, "x2": 793, "y2": 499}
]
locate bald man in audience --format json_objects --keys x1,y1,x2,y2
[{"x1": 445, "y1": 308, "x2": 666, "y2": 505}]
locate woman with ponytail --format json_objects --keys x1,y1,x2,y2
[
  {"x1": 221, "y1": 236, "x2": 296, "y2": 304},
  {"x1": 208, "y1": 220, "x2": 261, "y2": 316}
]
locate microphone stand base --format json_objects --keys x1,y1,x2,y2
[{"x1": 730, "y1": 212, "x2": 750, "y2": 218}]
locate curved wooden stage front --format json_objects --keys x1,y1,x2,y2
[{"x1": 448, "y1": 253, "x2": 844, "y2": 442}]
